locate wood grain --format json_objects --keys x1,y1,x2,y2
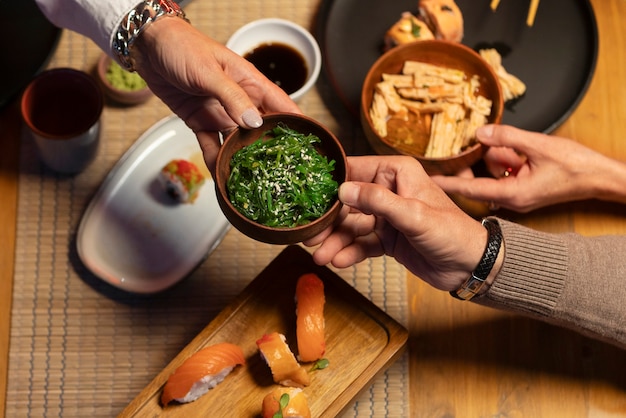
[
  {"x1": 408, "y1": 0, "x2": 626, "y2": 416},
  {"x1": 120, "y1": 245, "x2": 408, "y2": 417},
  {"x1": 0, "y1": 103, "x2": 20, "y2": 418},
  {"x1": 2, "y1": 0, "x2": 626, "y2": 416}
]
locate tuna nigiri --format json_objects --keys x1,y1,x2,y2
[
  {"x1": 161, "y1": 342, "x2": 245, "y2": 406},
  {"x1": 262, "y1": 387, "x2": 312, "y2": 418},
  {"x1": 256, "y1": 332, "x2": 310, "y2": 388},
  {"x1": 295, "y1": 273, "x2": 326, "y2": 362}
]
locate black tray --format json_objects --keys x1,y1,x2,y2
[{"x1": 315, "y1": 0, "x2": 598, "y2": 133}]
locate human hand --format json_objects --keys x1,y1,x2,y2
[
  {"x1": 432, "y1": 124, "x2": 624, "y2": 212},
  {"x1": 132, "y1": 17, "x2": 301, "y2": 173},
  {"x1": 304, "y1": 155, "x2": 488, "y2": 291}
]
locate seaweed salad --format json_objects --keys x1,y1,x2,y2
[{"x1": 227, "y1": 124, "x2": 338, "y2": 228}]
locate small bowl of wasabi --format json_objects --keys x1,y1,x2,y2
[
  {"x1": 96, "y1": 54, "x2": 152, "y2": 105},
  {"x1": 215, "y1": 113, "x2": 348, "y2": 245}
]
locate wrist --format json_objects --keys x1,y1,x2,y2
[
  {"x1": 111, "y1": 0, "x2": 189, "y2": 72},
  {"x1": 592, "y1": 158, "x2": 626, "y2": 204},
  {"x1": 477, "y1": 238, "x2": 504, "y2": 295},
  {"x1": 450, "y1": 218, "x2": 504, "y2": 300}
]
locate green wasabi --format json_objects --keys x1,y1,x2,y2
[
  {"x1": 227, "y1": 124, "x2": 338, "y2": 228},
  {"x1": 106, "y1": 60, "x2": 147, "y2": 91}
]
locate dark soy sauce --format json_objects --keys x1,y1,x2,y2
[{"x1": 244, "y1": 42, "x2": 308, "y2": 94}]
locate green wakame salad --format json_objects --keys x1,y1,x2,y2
[{"x1": 227, "y1": 124, "x2": 338, "y2": 228}]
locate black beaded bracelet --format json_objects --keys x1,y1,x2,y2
[{"x1": 450, "y1": 218, "x2": 503, "y2": 301}]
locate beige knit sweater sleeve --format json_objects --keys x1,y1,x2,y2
[{"x1": 474, "y1": 218, "x2": 626, "y2": 349}]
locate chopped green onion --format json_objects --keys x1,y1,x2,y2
[
  {"x1": 411, "y1": 20, "x2": 422, "y2": 37},
  {"x1": 273, "y1": 393, "x2": 291, "y2": 418},
  {"x1": 310, "y1": 358, "x2": 330, "y2": 371}
]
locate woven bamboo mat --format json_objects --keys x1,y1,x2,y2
[{"x1": 6, "y1": 1, "x2": 409, "y2": 416}]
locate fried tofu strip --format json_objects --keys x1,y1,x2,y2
[
  {"x1": 369, "y1": 91, "x2": 389, "y2": 137},
  {"x1": 375, "y1": 81, "x2": 404, "y2": 113},
  {"x1": 402, "y1": 61, "x2": 465, "y2": 84},
  {"x1": 480, "y1": 48, "x2": 526, "y2": 101},
  {"x1": 397, "y1": 83, "x2": 464, "y2": 102},
  {"x1": 371, "y1": 59, "x2": 495, "y2": 158},
  {"x1": 400, "y1": 99, "x2": 444, "y2": 114},
  {"x1": 425, "y1": 103, "x2": 465, "y2": 158},
  {"x1": 381, "y1": 73, "x2": 414, "y2": 88}
]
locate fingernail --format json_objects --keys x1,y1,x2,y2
[
  {"x1": 339, "y1": 183, "x2": 359, "y2": 205},
  {"x1": 241, "y1": 108, "x2": 263, "y2": 128},
  {"x1": 477, "y1": 124, "x2": 494, "y2": 139}
]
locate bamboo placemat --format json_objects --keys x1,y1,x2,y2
[{"x1": 6, "y1": 1, "x2": 409, "y2": 416}]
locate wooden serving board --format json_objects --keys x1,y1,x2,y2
[{"x1": 120, "y1": 245, "x2": 408, "y2": 417}]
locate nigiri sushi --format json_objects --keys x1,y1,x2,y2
[
  {"x1": 159, "y1": 159, "x2": 206, "y2": 203},
  {"x1": 262, "y1": 387, "x2": 312, "y2": 418},
  {"x1": 256, "y1": 332, "x2": 310, "y2": 388},
  {"x1": 295, "y1": 273, "x2": 326, "y2": 363},
  {"x1": 161, "y1": 342, "x2": 245, "y2": 406}
]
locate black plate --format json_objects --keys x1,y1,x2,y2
[
  {"x1": 315, "y1": 0, "x2": 598, "y2": 133},
  {"x1": 0, "y1": 0, "x2": 61, "y2": 108}
]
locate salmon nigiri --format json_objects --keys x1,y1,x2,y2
[
  {"x1": 262, "y1": 387, "x2": 312, "y2": 418},
  {"x1": 161, "y1": 342, "x2": 245, "y2": 406},
  {"x1": 256, "y1": 332, "x2": 310, "y2": 387},
  {"x1": 295, "y1": 273, "x2": 326, "y2": 362}
]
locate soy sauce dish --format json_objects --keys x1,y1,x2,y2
[
  {"x1": 215, "y1": 113, "x2": 347, "y2": 245},
  {"x1": 226, "y1": 18, "x2": 321, "y2": 102}
]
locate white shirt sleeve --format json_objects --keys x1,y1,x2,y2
[{"x1": 35, "y1": 0, "x2": 139, "y2": 56}]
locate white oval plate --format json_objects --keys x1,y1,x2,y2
[{"x1": 77, "y1": 116, "x2": 230, "y2": 293}]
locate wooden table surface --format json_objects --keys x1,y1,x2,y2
[{"x1": 2, "y1": 0, "x2": 626, "y2": 416}]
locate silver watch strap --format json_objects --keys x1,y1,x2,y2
[{"x1": 111, "y1": 0, "x2": 188, "y2": 72}]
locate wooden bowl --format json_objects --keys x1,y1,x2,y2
[
  {"x1": 215, "y1": 113, "x2": 348, "y2": 244},
  {"x1": 96, "y1": 54, "x2": 152, "y2": 105},
  {"x1": 360, "y1": 40, "x2": 504, "y2": 175}
]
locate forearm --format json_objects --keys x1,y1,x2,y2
[
  {"x1": 35, "y1": 0, "x2": 138, "y2": 55},
  {"x1": 473, "y1": 218, "x2": 626, "y2": 349}
]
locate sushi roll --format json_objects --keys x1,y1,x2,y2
[
  {"x1": 418, "y1": 0, "x2": 464, "y2": 43},
  {"x1": 384, "y1": 12, "x2": 434, "y2": 51},
  {"x1": 256, "y1": 332, "x2": 310, "y2": 388},
  {"x1": 159, "y1": 159, "x2": 206, "y2": 203},
  {"x1": 295, "y1": 273, "x2": 326, "y2": 363},
  {"x1": 262, "y1": 387, "x2": 312, "y2": 418},
  {"x1": 161, "y1": 342, "x2": 245, "y2": 406}
]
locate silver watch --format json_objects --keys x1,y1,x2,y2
[{"x1": 112, "y1": 0, "x2": 188, "y2": 72}]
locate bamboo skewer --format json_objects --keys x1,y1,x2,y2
[
  {"x1": 526, "y1": 0, "x2": 540, "y2": 26},
  {"x1": 490, "y1": 0, "x2": 540, "y2": 27}
]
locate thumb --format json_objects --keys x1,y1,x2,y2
[
  {"x1": 339, "y1": 182, "x2": 418, "y2": 233},
  {"x1": 212, "y1": 80, "x2": 265, "y2": 129},
  {"x1": 477, "y1": 124, "x2": 545, "y2": 155}
]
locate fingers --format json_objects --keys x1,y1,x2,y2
[
  {"x1": 483, "y1": 145, "x2": 526, "y2": 177},
  {"x1": 326, "y1": 234, "x2": 386, "y2": 268},
  {"x1": 309, "y1": 212, "x2": 379, "y2": 266},
  {"x1": 196, "y1": 131, "x2": 221, "y2": 176},
  {"x1": 432, "y1": 175, "x2": 511, "y2": 203},
  {"x1": 477, "y1": 124, "x2": 548, "y2": 154},
  {"x1": 339, "y1": 181, "x2": 425, "y2": 234},
  {"x1": 214, "y1": 48, "x2": 301, "y2": 128}
]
